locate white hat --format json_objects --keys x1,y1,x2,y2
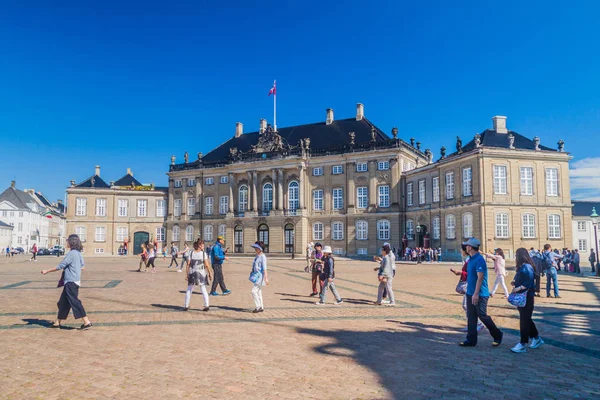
[
  {"x1": 251, "y1": 243, "x2": 263, "y2": 251},
  {"x1": 322, "y1": 246, "x2": 332, "y2": 253}
]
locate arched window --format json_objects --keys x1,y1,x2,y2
[
  {"x1": 185, "y1": 224, "x2": 194, "y2": 241},
  {"x1": 313, "y1": 222, "x2": 324, "y2": 240},
  {"x1": 284, "y1": 223, "x2": 295, "y2": 253},
  {"x1": 263, "y1": 183, "x2": 273, "y2": 212},
  {"x1": 462, "y1": 213, "x2": 473, "y2": 239},
  {"x1": 172, "y1": 225, "x2": 180, "y2": 241},
  {"x1": 204, "y1": 225, "x2": 213, "y2": 242},
  {"x1": 234, "y1": 225, "x2": 243, "y2": 253},
  {"x1": 332, "y1": 221, "x2": 344, "y2": 241},
  {"x1": 238, "y1": 185, "x2": 248, "y2": 213},
  {"x1": 432, "y1": 217, "x2": 440, "y2": 239},
  {"x1": 495, "y1": 213, "x2": 509, "y2": 238},
  {"x1": 522, "y1": 214, "x2": 536, "y2": 239},
  {"x1": 356, "y1": 220, "x2": 368, "y2": 241},
  {"x1": 406, "y1": 219, "x2": 414, "y2": 239},
  {"x1": 288, "y1": 181, "x2": 299, "y2": 211},
  {"x1": 378, "y1": 220, "x2": 390, "y2": 240},
  {"x1": 446, "y1": 215, "x2": 456, "y2": 239},
  {"x1": 218, "y1": 224, "x2": 226, "y2": 238},
  {"x1": 548, "y1": 214, "x2": 561, "y2": 239},
  {"x1": 258, "y1": 224, "x2": 269, "y2": 252}
]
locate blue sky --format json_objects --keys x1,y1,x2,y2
[{"x1": 1, "y1": 1, "x2": 599, "y2": 202}]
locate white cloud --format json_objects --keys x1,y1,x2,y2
[{"x1": 570, "y1": 157, "x2": 600, "y2": 200}]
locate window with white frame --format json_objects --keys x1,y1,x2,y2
[
  {"x1": 263, "y1": 183, "x2": 273, "y2": 211},
  {"x1": 186, "y1": 225, "x2": 194, "y2": 241},
  {"x1": 332, "y1": 165, "x2": 343, "y2": 175},
  {"x1": 17, "y1": 222, "x2": 23, "y2": 231},
  {"x1": 116, "y1": 227, "x2": 128, "y2": 242},
  {"x1": 577, "y1": 221, "x2": 586, "y2": 231},
  {"x1": 17, "y1": 237, "x2": 22, "y2": 244},
  {"x1": 357, "y1": 187, "x2": 368, "y2": 209},
  {"x1": 333, "y1": 248, "x2": 344, "y2": 255},
  {"x1": 378, "y1": 185, "x2": 390, "y2": 208},
  {"x1": 406, "y1": 183, "x2": 414, "y2": 206},
  {"x1": 19, "y1": 211, "x2": 23, "y2": 217},
  {"x1": 220, "y1": 176, "x2": 229, "y2": 184},
  {"x1": 172, "y1": 225, "x2": 180, "y2": 241},
  {"x1": 418, "y1": 180, "x2": 426, "y2": 204},
  {"x1": 313, "y1": 222, "x2": 324, "y2": 240},
  {"x1": 205, "y1": 177, "x2": 214, "y2": 185},
  {"x1": 204, "y1": 225, "x2": 213, "y2": 241},
  {"x1": 495, "y1": 213, "x2": 509, "y2": 238},
  {"x1": 174, "y1": 179, "x2": 182, "y2": 188},
  {"x1": 378, "y1": 161, "x2": 390, "y2": 171},
  {"x1": 205, "y1": 197, "x2": 213, "y2": 215},
  {"x1": 76, "y1": 198, "x2": 87, "y2": 216},
  {"x1": 313, "y1": 167, "x2": 323, "y2": 176},
  {"x1": 522, "y1": 214, "x2": 536, "y2": 239},
  {"x1": 137, "y1": 200, "x2": 147, "y2": 217},
  {"x1": 76, "y1": 227, "x2": 86, "y2": 242},
  {"x1": 95, "y1": 198, "x2": 106, "y2": 217},
  {"x1": 313, "y1": 190, "x2": 323, "y2": 211},
  {"x1": 332, "y1": 221, "x2": 344, "y2": 240},
  {"x1": 462, "y1": 167, "x2": 472, "y2": 197},
  {"x1": 433, "y1": 177, "x2": 440, "y2": 202},
  {"x1": 493, "y1": 165, "x2": 508, "y2": 195},
  {"x1": 378, "y1": 219, "x2": 390, "y2": 240},
  {"x1": 548, "y1": 214, "x2": 561, "y2": 239},
  {"x1": 446, "y1": 172, "x2": 455, "y2": 200},
  {"x1": 238, "y1": 185, "x2": 248, "y2": 212},
  {"x1": 156, "y1": 200, "x2": 166, "y2": 217},
  {"x1": 219, "y1": 196, "x2": 229, "y2": 215},
  {"x1": 333, "y1": 188, "x2": 343, "y2": 210},
  {"x1": 578, "y1": 239, "x2": 587, "y2": 252},
  {"x1": 357, "y1": 248, "x2": 368, "y2": 255},
  {"x1": 463, "y1": 213, "x2": 473, "y2": 238},
  {"x1": 174, "y1": 199, "x2": 182, "y2": 217},
  {"x1": 288, "y1": 181, "x2": 299, "y2": 210},
  {"x1": 546, "y1": 168, "x2": 559, "y2": 197},
  {"x1": 95, "y1": 226, "x2": 106, "y2": 242},
  {"x1": 95, "y1": 248, "x2": 104, "y2": 254},
  {"x1": 118, "y1": 199, "x2": 128, "y2": 217},
  {"x1": 446, "y1": 214, "x2": 456, "y2": 239},
  {"x1": 520, "y1": 167, "x2": 533, "y2": 196},
  {"x1": 218, "y1": 224, "x2": 226, "y2": 238},
  {"x1": 187, "y1": 178, "x2": 196, "y2": 187},
  {"x1": 406, "y1": 219, "x2": 414, "y2": 239},
  {"x1": 187, "y1": 198, "x2": 196, "y2": 215},
  {"x1": 432, "y1": 217, "x2": 440, "y2": 239},
  {"x1": 156, "y1": 227, "x2": 165, "y2": 242},
  {"x1": 356, "y1": 162, "x2": 368, "y2": 172},
  {"x1": 356, "y1": 220, "x2": 368, "y2": 240}
]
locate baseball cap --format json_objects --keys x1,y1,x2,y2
[
  {"x1": 217, "y1": 236, "x2": 224, "y2": 241},
  {"x1": 462, "y1": 238, "x2": 481, "y2": 247}
]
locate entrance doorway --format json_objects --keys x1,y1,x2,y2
[
  {"x1": 284, "y1": 223, "x2": 295, "y2": 253},
  {"x1": 257, "y1": 224, "x2": 269, "y2": 253},
  {"x1": 416, "y1": 225, "x2": 428, "y2": 248},
  {"x1": 133, "y1": 231, "x2": 149, "y2": 255},
  {"x1": 234, "y1": 225, "x2": 243, "y2": 253}
]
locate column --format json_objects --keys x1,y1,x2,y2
[
  {"x1": 195, "y1": 175, "x2": 202, "y2": 215},
  {"x1": 390, "y1": 157, "x2": 399, "y2": 207},
  {"x1": 168, "y1": 179, "x2": 174, "y2": 216},
  {"x1": 228, "y1": 172, "x2": 234, "y2": 213},
  {"x1": 298, "y1": 165, "x2": 305, "y2": 209},
  {"x1": 272, "y1": 168, "x2": 278, "y2": 210},
  {"x1": 277, "y1": 169, "x2": 284, "y2": 211},
  {"x1": 369, "y1": 160, "x2": 377, "y2": 207},
  {"x1": 252, "y1": 171, "x2": 258, "y2": 212},
  {"x1": 348, "y1": 162, "x2": 355, "y2": 209},
  {"x1": 247, "y1": 171, "x2": 255, "y2": 211}
]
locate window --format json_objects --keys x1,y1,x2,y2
[
  {"x1": 172, "y1": 225, "x2": 180, "y2": 241},
  {"x1": 493, "y1": 165, "x2": 508, "y2": 195},
  {"x1": 313, "y1": 222, "x2": 324, "y2": 240},
  {"x1": 205, "y1": 177, "x2": 214, "y2": 185},
  {"x1": 288, "y1": 181, "x2": 299, "y2": 211},
  {"x1": 204, "y1": 225, "x2": 213, "y2": 241},
  {"x1": 462, "y1": 167, "x2": 472, "y2": 197},
  {"x1": 220, "y1": 176, "x2": 229, "y2": 184},
  {"x1": 446, "y1": 215, "x2": 456, "y2": 239},
  {"x1": 313, "y1": 190, "x2": 323, "y2": 211},
  {"x1": 546, "y1": 168, "x2": 559, "y2": 197},
  {"x1": 187, "y1": 198, "x2": 196, "y2": 215},
  {"x1": 118, "y1": 199, "x2": 128, "y2": 217},
  {"x1": 156, "y1": 200, "x2": 166, "y2": 217},
  {"x1": 333, "y1": 188, "x2": 343, "y2": 210},
  {"x1": 174, "y1": 199, "x2": 182, "y2": 217},
  {"x1": 357, "y1": 248, "x2": 368, "y2": 255},
  {"x1": 406, "y1": 219, "x2": 414, "y2": 239},
  {"x1": 218, "y1": 224, "x2": 226, "y2": 238},
  {"x1": 378, "y1": 185, "x2": 390, "y2": 208},
  {"x1": 117, "y1": 227, "x2": 128, "y2": 242},
  {"x1": 578, "y1": 239, "x2": 587, "y2": 252},
  {"x1": 156, "y1": 227, "x2": 165, "y2": 242},
  {"x1": 445, "y1": 172, "x2": 455, "y2": 200},
  {"x1": 76, "y1": 227, "x2": 86, "y2": 242},
  {"x1": 548, "y1": 214, "x2": 561, "y2": 239},
  {"x1": 137, "y1": 200, "x2": 147, "y2": 217},
  {"x1": 95, "y1": 199, "x2": 106, "y2": 216},
  {"x1": 238, "y1": 185, "x2": 248, "y2": 212},
  {"x1": 205, "y1": 197, "x2": 213, "y2": 215},
  {"x1": 432, "y1": 217, "x2": 440, "y2": 239},
  {"x1": 263, "y1": 183, "x2": 273, "y2": 211},
  {"x1": 18, "y1": 211, "x2": 23, "y2": 217},
  {"x1": 356, "y1": 162, "x2": 368, "y2": 172},
  {"x1": 76, "y1": 198, "x2": 87, "y2": 216},
  {"x1": 418, "y1": 180, "x2": 426, "y2": 204},
  {"x1": 332, "y1": 165, "x2": 343, "y2": 175},
  {"x1": 95, "y1": 248, "x2": 104, "y2": 254},
  {"x1": 520, "y1": 167, "x2": 533, "y2": 195},
  {"x1": 174, "y1": 180, "x2": 182, "y2": 188},
  {"x1": 333, "y1": 248, "x2": 344, "y2": 255},
  {"x1": 17, "y1": 222, "x2": 23, "y2": 231},
  {"x1": 332, "y1": 222, "x2": 344, "y2": 240},
  {"x1": 578, "y1": 221, "x2": 587, "y2": 232},
  {"x1": 1, "y1": 211, "x2": 5, "y2": 217},
  {"x1": 313, "y1": 167, "x2": 323, "y2": 176},
  {"x1": 463, "y1": 213, "x2": 473, "y2": 238},
  {"x1": 357, "y1": 187, "x2": 368, "y2": 209},
  {"x1": 219, "y1": 196, "x2": 229, "y2": 215},
  {"x1": 17, "y1": 236, "x2": 22, "y2": 244},
  {"x1": 378, "y1": 220, "x2": 390, "y2": 240},
  {"x1": 433, "y1": 177, "x2": 440, "y2": 202},
  {"x1": 187, "y1": 178, "x2": 196, "y2": 187},
  {"x1": 378, "y1": 161, "x2": 390, "y2": 171},
  {"x1": 495, "y1": 213, "x2": 509, "y2": 238},
  {"x1": 522, "y1": 214, "x2": 536, "y2": 239},
  {"x1": 406, "y1": 183, "x2": 414, "y2": 206},
  {"x1": 95, "y1": 227, "x2": 106, "y2": 242},
  {"x1": 356, "y1": 220, "x2": 368, "y2": 240},
  {"x1": 186, "y1": 225, "x2": 194, "y2": 241}
]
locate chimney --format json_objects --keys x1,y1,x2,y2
[
  {"x1": 10, "y1": 180, "x2": 15, "y2": 188},
  {"x1": 57, "y1": 199, "x2": 63, "y2": 205},
  {"x1": 492, "y1": 116, "x2": 508, "y2": 134},
  {"x1": 356, "y1": 103, "x2": 364, "y2": 121},
  {"x1": 95, "y1": 165, "x2": 101, "y2": 176},
  {"x1": 326, "y1": 108, "x2": 334, "y2": 125},
  {"x1": 235, "y1": 122, "x2": 243, "y2": 138},
  {"x1": 260, "y1": 119, "x2": 267, "y2": 134},
  {"x1": 127, "y1": 168, "x2": 133, "y2": 176}
]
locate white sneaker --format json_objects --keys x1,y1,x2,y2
[
  {"x1": 334, "y1": 300, "x2": 344, "y2": 305},
  {"x1": 177, "y1": 269, "x2": 182, "y2": 273},
  {"x1": 382, "y1": 299, "x2": 391, "y2": 304},
  {"x1": 315, "y1": 301, "x2": 325, "y2": 305},
  {"x1": 511, "y1": 343, "x2": 527, "y2": 353},
  {"x1": 529, "y1": 337, "x2": 544, "y2": 349}
]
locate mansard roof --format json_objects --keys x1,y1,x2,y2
[
  {"x1": 572, "y1": 201, "x2": 600, "y2": 217},
  {"x1": 0, "y1": 220, "x2": 13, "y2": 228},
  {"x1": 74, "y1": 174, "x2": 111, "y2": 189},
  {"x1": 464, "y1": 129, "x2": 555, "y2": 152},
  {"x1": 113, "y1": 173, "x2": 143, "y2": 187},
  {"x1": 34, "y1": 192, "x2": 53, "y2": 207},
  {"x1": 0, "y1": 187, "x2": 36, "y2": 210}
]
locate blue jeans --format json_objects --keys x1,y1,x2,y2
[{"x1": 546, "y1": 267, "x2": 559, "y2": 297}]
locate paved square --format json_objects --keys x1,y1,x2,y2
[{"x1": 1, "y1": 255, "x2": 599, "y2": 399}]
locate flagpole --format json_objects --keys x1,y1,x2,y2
[{"x1": 273, "y1": 80, "x2": 277, "y2": 131}]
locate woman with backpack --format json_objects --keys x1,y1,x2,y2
[
  {"x1": 184, "y1": 239, "x2": 212, "y2": 311},
  {"x1": 510, "y1": 248, "x2": 544, "y2": 353},
  {"x1": 249, "y1": 241, "x2": 268, "y2": 313},
  {"x1": 315, "y1": 246, "x2": 343, "y2": 305},
  {"x1": 485, "y1": 248, "x2": 508, "y2": 298}
]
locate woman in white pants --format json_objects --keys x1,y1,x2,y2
[
  {"x1": 486, "y1": 248, "x2": 508, "y2": 298},
  {"x1": 250, "y1": 241, "x2": 269, "y2": 313},
  {"x1": 184, "y1": 239, "x2": 212, "y2": 311}
]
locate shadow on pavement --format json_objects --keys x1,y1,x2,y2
[{"x1": 20, "y1": 318, "x2": 77, "y2": 330}]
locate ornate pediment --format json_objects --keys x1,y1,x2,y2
[{"x1": 250, "y1": 124, "x2": 289, "y2": 153}]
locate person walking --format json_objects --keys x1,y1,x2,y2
[
  {"x1": 573, "y1": 249, "x2": 581, "y2": 275},
  {"x1": 459, "y1": 238, "x2": 503, "y2": 347},
  {"x1": 315, "y1": 246, "x2": 343, "y2": 305},
  {"x1": 373, "y1": 242, "x2": 396, "y2": 304},
  {"x1": 543, "y1": 244, "x2": 562, "y2": 298},
  {"x1": 168, "y1": 242, "x2": 179, "y2": 269},
  {"x1": 137, "y1": 243, "x2": 147, "y2": 272},
  {"x1": 529, "y1": 248, "x2": 543, "y2": 297},
  {"x1": 180, "y1": 243, "x2": 191, "y2": 273},
  {"x1": 5, "y1": 246, "x2": 10, "y2": 257},
  {"x1": 510, "y1": 248, "x2": 544, "y2": 353},
  {"x1": 146, "y1": 244, "x2": 157, "y2": 273},
  {"x1": 184, "y1": 239, "x2": 212, "y2": 312},
  {"x1": 374, "y1": 244, "x2": 395, "y2": 306},
  {"x1": 305, "y1": 242, "x2": 314, "y2": 273},
  {"x1": 590, "y1": 249, "x2": 596, "y2": 274},
  {"x1": 451, "y1": 244, "x2": 484, "y2": 332},
  {"x1": 40, "y1": 234, "x2": 92, "y2": 330},
  {"x1": 485, "y1": 248, "x2": 508, "y2": 298},
  {"x1": 210, "y1": 236, "x2": 231, "y2": 296},
  {"x1": 309, "y1": 243, "x2": 324, "y2": 297},
  {"x1": 30, "y1": 243, "x2": 38, "y2": 262},
  {"x1": 250, "y1": 241, "x2": 269, "y2": 313}
]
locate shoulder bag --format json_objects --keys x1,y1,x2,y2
[{"x1": 455, "y1": 280, "x2": 467, "y2": 295}]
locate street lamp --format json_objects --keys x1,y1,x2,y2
[{"x1": 591, "y1": 207, "x2": 600, "y2": 276}]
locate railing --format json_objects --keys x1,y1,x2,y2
[
  {"x1": 261, "y1": 210, "x2": 271, "y2": 217},
  {"x1": 284, "y1": 210, "x2": 297, "y2": 216}
]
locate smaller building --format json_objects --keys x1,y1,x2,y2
[
  {"x1": 572, "y1": 201, "x2": 600, "y2": 258},
  {"x1": 0, "y1": 220, "x2": 14, "y2": 251}
]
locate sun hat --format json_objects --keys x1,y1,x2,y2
[
  {"x1": 322, "y1": 246, "x2": 332, "y2": 253},
  {"x1": 251, "y1": 243, "x2": 263, "y2": 251}
]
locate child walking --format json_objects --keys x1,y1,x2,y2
[{"x1": 315, "y1": 246, "x2": 343, "y2": 305}]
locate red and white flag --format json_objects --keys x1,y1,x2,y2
[{"x1": 268, "y1": 82, "x2": 276, "y2": 96}]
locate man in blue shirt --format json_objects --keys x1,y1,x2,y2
[
  {"x1": 460, "y1": 238, "x2": 503, "y2": 347},
  {"x1": 210, "y1": 236, "x2": 231, "y2": 296}
]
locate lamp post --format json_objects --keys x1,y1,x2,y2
[{"x1": 591, "y1": 207, "x2": 600, "y2": 276}]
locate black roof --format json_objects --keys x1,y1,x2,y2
[
  {"x1": 56, "y1": 202, "x2": 66, "y2": 213},
  {"x1": 114, "y1": 173, "x2": 143, "y2": 187},
  {"x1": 463, "y1": 129, "x2": 554, "y2": 153},
  {"x1": 34, "y1": 192, "x2": 52, "y2": 207},
  {"x1": 0, "y1": 187, "x2": 35, "y2": 209},
  {"x1": 74, "y1": 174, "x2": 111, "y2": 188},
  {"x1": 572, "y1": 201, "x2": 600, "y2": 217},
  {"x1": 0, "y1": 220, "x2": 13, "y2": 228}
]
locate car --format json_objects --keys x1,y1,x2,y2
[
  {"x1": 50, "y1": 246, "x2": 65, "y2": 256},
  {"x1": 37, "y1": 248, "x2": 52, "y2": 256},
  {"x1": 12, "y1": 247, "x2": 24, "y2": 255}
]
